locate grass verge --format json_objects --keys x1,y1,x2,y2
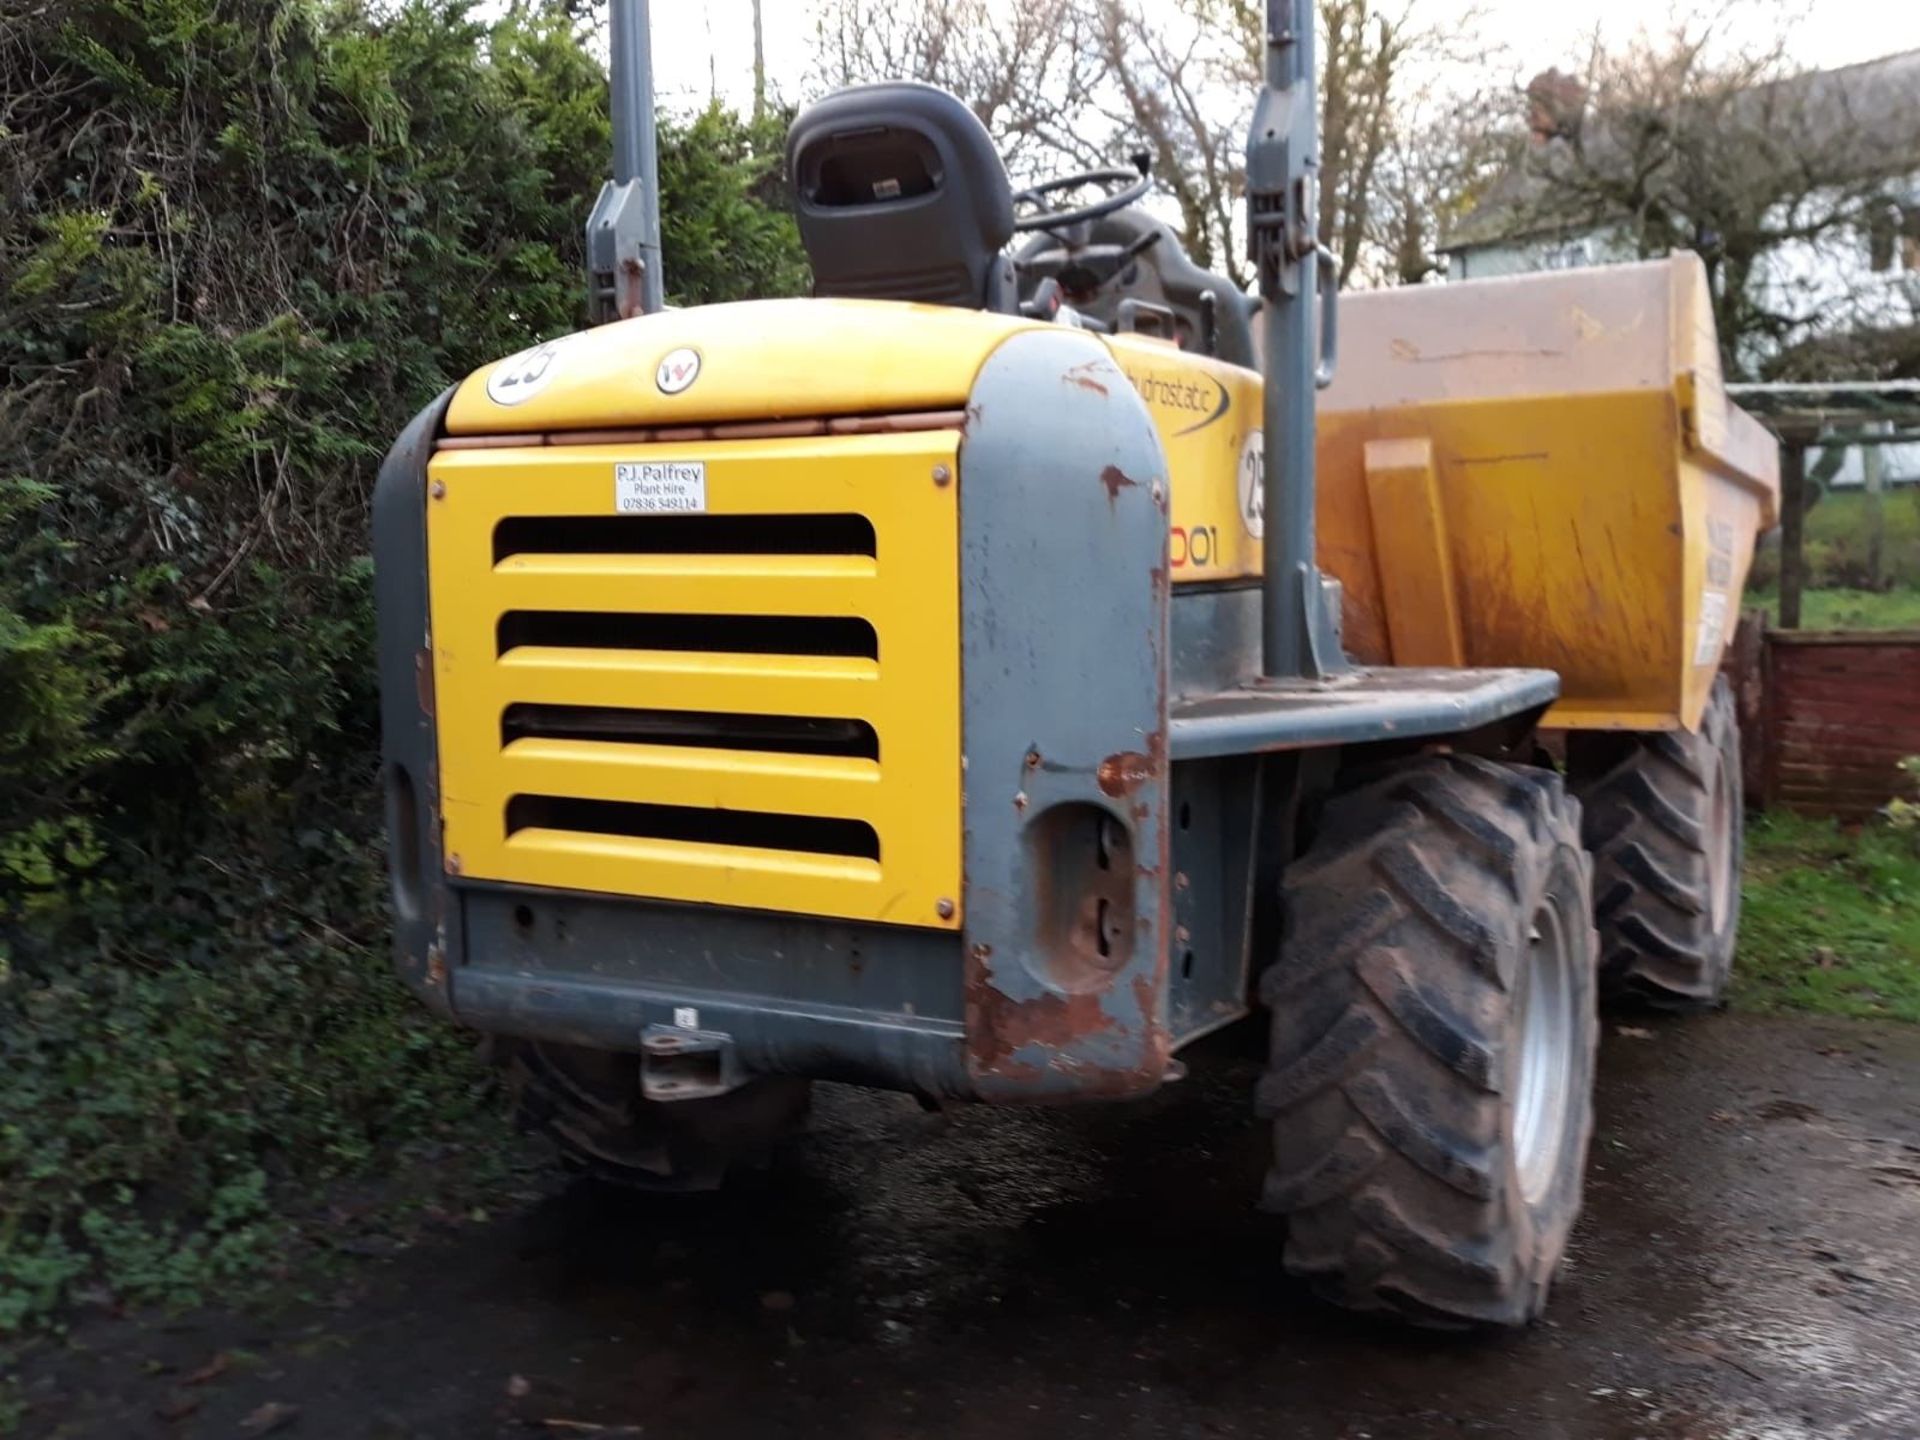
[{"x1": 1737, "y1": 813, "x2": 1920, "y2": 1022}]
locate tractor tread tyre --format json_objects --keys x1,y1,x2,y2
[
  {"x1": 1570, "y1": 675, "x2": 1742, "y2": 1011},
  {"x1": 1261, "y1": 754, "x2": 1599, "y2": 1330},
  {"x1": 505, "y1": 1040, "x2": 810, "y2": 1192}
]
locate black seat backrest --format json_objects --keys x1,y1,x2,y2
[{"x1": 787, "y1": 82, "x2": 1017, "y2": 312}]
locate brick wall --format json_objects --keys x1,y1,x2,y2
[{"x1": 1725, "y1": 615, "x2": 1920, "y2": 818}]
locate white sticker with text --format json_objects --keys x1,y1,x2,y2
[
  {"x1": 1695, "y1": 589, "x2": 1729, "y2": 666},
  {"x1": 615, "y1": 461, "x2": 707, "y2": 514}
]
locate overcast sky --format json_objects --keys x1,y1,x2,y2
[{"x1": 646, "y1": 0, "x2": 1920, "y2": 114}]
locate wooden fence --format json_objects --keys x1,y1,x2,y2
[{"x1": 1724, "y1": 612, "x2": 1920, "y2": 818}]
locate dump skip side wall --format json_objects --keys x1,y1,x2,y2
[{"x1": 1314, "y1": 254, "x2": 1779, "y2": 733}]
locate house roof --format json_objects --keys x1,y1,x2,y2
[{"x1": 1441, "y1": 46, "x2": 1920, "y2": 254}]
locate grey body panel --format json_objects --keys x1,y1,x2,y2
[
  {"x1": 1171, "y1": 584, "x2": 1263, "y2": 700},
  {"x1": 956, "y1": 329, "x2": 1175, "y2": 1100},
  {"x1": 1168, "y1": 666, "x2": 1561, "y2": 760},
  {"x1": 373, "y1": 387, "x2": 458, "y2": 1017},
  {"x1": 454, "y1": 886, "x2": 969, "y2": 1096},
  {"x1": 1166, "y1": 757, "x2": 1263, "y2": 1042}
]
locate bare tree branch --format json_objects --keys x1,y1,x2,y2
[
  {"x1": 1485, "y1": 12, "x2": 1920, "y2": 379},
  {"x1": 807, "y1": 0, "x2": 1502, "y2": 296}
]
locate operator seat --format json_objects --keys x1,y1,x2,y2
[
  {"x1": 787, "y1": 82, "x2": 1018, "y2": 312},
  {"x1": 1014, "y1": 210, "x2": 1258, "y2": 369}
]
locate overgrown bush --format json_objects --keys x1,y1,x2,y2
[{"x1": 0, "y1": 0, "x2": 806, "y2": 1326}]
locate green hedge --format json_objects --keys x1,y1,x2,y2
[{"x1": 0, "y1": 0, "x2": 806, "y2": 1327}]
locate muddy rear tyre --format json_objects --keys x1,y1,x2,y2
[
  {"x1": 1260, "y1": 754, "x2": 1599, "y2": 1329},
  {"x1": 505, "y1": 1040, "x2": 811, "y2": 1191},
  {"x1": 1568, "y1": 675, "x2": 1742, "y2": 1011}
]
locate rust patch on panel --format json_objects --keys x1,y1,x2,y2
[
  {"x1": 1132, "y1": 973, "x2": 1155, "y2": 1021},
  {"x1": 964, "y1": 964, "x2": 1117, "y2": 1075},
  {"x1": 1098, "y1": 750, "x2": 1156, "y2": 798},
  {"x1": 1131, "y1": 974, "x2": 1167, "y2": 1061},
  {"x1": 414, "y1": 647, "x2": 436, "y2": 718},
  {"x1": 1064, "y1": 362, "x2": 1111, "y2": 399},
  {"x1": 1099, "y1": 464, "x2": 1140, "y2": 503},
  {"x1": 825, "y1": 409, "x2": 968, "y2": 436}
]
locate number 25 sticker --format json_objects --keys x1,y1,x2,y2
[
  {"x1": 1239, "y1": 431, "x2": 1265, "y2": 538},
  {"x1": 485, "y1": 337, "x2": 568, "y2": 407}
]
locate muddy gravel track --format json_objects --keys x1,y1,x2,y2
[{"x1": 17, "y1": 1012, "x2": 1920, "y2": 1439}]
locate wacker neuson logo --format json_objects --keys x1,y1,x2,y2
[{"x1": 655, "y1": 346, "x2": 701, "y2": 394}]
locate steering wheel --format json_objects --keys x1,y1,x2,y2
[{"x1": 1011, "y1": 166, "x2": 1152, "y2": 233}]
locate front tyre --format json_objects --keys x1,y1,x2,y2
[{"x1": 1259, "y1": 754, "x2": 1599, "y2": 1329}]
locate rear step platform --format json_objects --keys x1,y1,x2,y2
[{"x1": 1168, "y1": 667, "x2": 1560, "y2": 760}]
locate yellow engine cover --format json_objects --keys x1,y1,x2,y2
[{"x1": 426, "y1": 430, "x2": 964, "y2": 929}]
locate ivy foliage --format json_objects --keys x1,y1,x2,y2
[{"x1": 0, "y1": 0, "x2": 807, "y2": 1327}]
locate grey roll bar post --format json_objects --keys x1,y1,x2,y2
[
  {"x1": 1245, "y1": 0, "x2": 1346, "y2": 680},
  {"x1": 586, "y1": 0, "x2": 665, "y2": 322}
]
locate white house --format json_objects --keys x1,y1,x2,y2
[{"x1": 1441, "y1": 49, "x2": 1920, "y2": 486}]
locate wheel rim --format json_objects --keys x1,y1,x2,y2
[
  {"x1": 1707, "y1": 753, "x2": 1735, "y2": 934},
  {"x1": 1514, "y1": 900, "x2": 1577, "y2": 1207}
]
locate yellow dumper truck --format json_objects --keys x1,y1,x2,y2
[{"x1": 373, "y1": 0, "x2": 1777, "y2": 1328}]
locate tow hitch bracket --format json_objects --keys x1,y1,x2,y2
[{"x1": 641, "y1": 1023, "x2": 742, "y2": 1101}]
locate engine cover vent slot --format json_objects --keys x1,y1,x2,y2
[
  {"x1": 502, "y1": 705, "x2": 879, "y2": 759},
  {"x1": 507, "y1": 795, "x2": 881, "y2": 861},
  {"x1": 494, "y1": 512, "x2": 875, "y2": 563},
  {"x1": 497, "y1": 611, "x2": 879, "y2": 660}
]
